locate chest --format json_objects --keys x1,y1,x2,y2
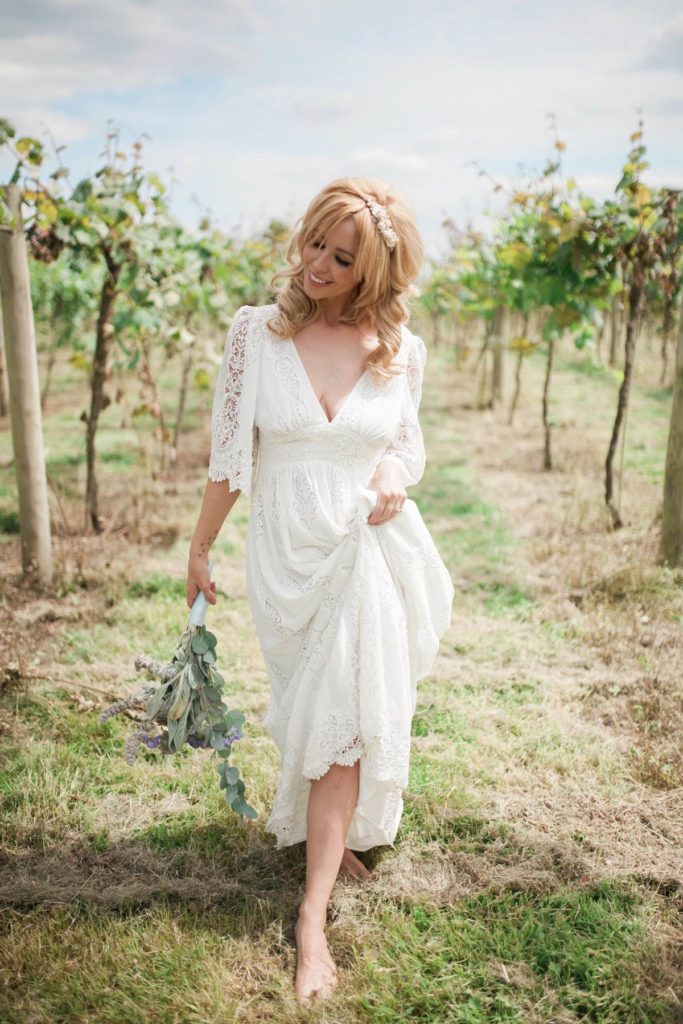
[
  {"x1": 291, "y1": 325, "x2": 379, "y2": 419},
  {"x1": 255, "y1": 335, "x2": 406, "y2": 443}
]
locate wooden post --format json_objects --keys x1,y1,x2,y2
[
  {"x1": 0, "y1": 294, "x2": 8, "y2": 417},
  {"x1": 0, "y1": 184, "x2": 53, "y2": 585},
  {"x1": 658, "y1": 290, "x2": 683, "y2": 567}
]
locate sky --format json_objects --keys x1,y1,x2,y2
[{"x1": 1, "y1": 0, "x2": 681, "y2": 263}]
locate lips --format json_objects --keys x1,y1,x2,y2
[{"x1": 308, "y1": 269, "x2": 332, "y2": 285}]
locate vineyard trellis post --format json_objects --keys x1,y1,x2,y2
[
  {"x1": 0, "y1": 183, "x2": 53, "y2": 585},
  {"x1": 658, "y1": 288, "x2": 683, "y2": 568},
  {"x1": 0, "y1": 292, "x2": 8, "y2": 416}
]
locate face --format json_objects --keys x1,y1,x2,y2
[{"x1": 301, "y1": 215, "x2": 359, "y2": 302}]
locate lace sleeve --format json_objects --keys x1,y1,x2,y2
[
  {"x1": 207, "y1": 305, "x2": 260, "y2": 496},
  {"x1": 377, "y1": 328, "x2": 427, "y2": 487}
]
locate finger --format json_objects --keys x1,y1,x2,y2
[{"x1": 368, "y1": 499, "x2": 389, "y2": 524}]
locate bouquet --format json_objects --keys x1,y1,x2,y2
[{"x1": 99, "y1": 560, "x2": 257, "y2": 820}]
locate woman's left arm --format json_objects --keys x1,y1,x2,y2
[{"x1": 367, "y1": 330, "x2": 427, "y2": 525}]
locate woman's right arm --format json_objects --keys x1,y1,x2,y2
[
  {"x1": 188, "y1": 303, "x2": 259, "y2": 610},
  {"x1": 186, "y1": 480, "x2": 241, "y2": 609}
]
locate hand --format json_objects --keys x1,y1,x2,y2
[
  {"x1": 186, "y1": 552, "x2": 217, "y2": 609},
  {"x1": 367, "y1": 460, "x2": 407, "y2": 525}
]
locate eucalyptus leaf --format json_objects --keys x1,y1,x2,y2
[
  {"x1": 208, "y1": 667, "x2": 225, "y2": 687},
  {"x1": 191, "y1": 634, "x2": 210, "y2": 655},
  {"x1": 226, "y1": 710, "x2": 246, "y2": 730}
]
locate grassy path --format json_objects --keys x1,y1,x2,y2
[{"x1": 0, "y1": 330, "x2": 681, "y2": 1022}]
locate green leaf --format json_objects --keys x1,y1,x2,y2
[
  {"x1": 144, "y1": 683, "x2": 171, "y2": 722},
  {"x1": 208, "y1": 667, "x2": 225, "y2": 688},
  {"x1": 191, "y1": 634, "x2": 210, "y2": 655},
  {"x1": 225, "y1": 710, "x2": 246, "y2": 729},
  {"x1": 168, "y1": 678, "x2": 191, "y2": 721},
  {"x1": 73, "y1": 228, "x2": 93, "y2": 246}
]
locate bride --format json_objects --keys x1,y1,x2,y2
[{"x1": 186, "y1": 176, "x2": 453, "y2": 1005}]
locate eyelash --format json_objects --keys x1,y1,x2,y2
[{"x1": 312, "y1": 241, "x2": 351, "y2": 268}]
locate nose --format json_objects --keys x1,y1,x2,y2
[{"x1": 311, "y1": 258, "x2": 331, "y2": 277}]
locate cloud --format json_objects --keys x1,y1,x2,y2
[
  {"x1": 637, "y1": 12, "x2": 683, "y2": 73},
  {"x1": 253, "y1": 85, "x2": 357, "y2": 123},
  {"x1": 0, "y1": 0, "x2": 265, "y2": 108},
  {"x1": 1, "y1": 0, "x2": 682, "y2": 260},
  {"x1": 346, "y1": 147, "x2": 428, "y2": 171}
]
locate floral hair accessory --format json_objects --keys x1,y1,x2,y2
[{"x1": 363, "y1": 196, "x2": 398, "y2": 252}]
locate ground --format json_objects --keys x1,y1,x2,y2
[{"x1": 0, "y1": 324, "x2": 681, "y2": 1022}]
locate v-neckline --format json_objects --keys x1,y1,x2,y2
[{"x1": 288, "y1": 339, "x2": 368, "y2": 426}]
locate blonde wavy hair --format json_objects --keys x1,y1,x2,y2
[{"x1": 266, "y1": 176, "x2": 424, "y2": 380}]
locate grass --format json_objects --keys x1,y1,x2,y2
[
  {"x1": 0, "y1": 328, "x2": 681, "y2": 1021},
  {"x1": 355, "y1": 880, "x2": 671, "y2": 1024}
]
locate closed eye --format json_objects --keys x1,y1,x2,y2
[{"x1": 313, "y1": 240, "x2": 352, "y2": 268}]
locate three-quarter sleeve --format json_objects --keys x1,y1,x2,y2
[
  {"x1": 377, "y1": 328, "x2": 427, "y2": 487},
  {"x1": 208, "y1": 304, "x2": 260, "y2": 496}
]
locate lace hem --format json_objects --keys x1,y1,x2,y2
[{"x1": 265, "y1": 725, "x2": 411, "y2": 850}]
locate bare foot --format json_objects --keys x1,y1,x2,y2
[
  {"x1": 338, "y1": 847, "x2": 374, "y2": 881},
  {"x1": 293, "y1": 909, "x2": 339, "y2": 1005}
]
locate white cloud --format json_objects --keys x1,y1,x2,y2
[
  {"x1": 637, "y1": 11, "x2": 683, "y2": 72},
  {"x1": 1, "y1": 0, "x2": 682, "y2": 260},
  {"x1": 346, "y1": 148, "x2": 429, "y2": 171},
  {"x1": 0, "y1": 0, "x2": 265, "y2": 108}
]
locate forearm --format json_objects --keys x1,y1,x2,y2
[{"x1": 189, "y1": 480, "x2": 241, "y2": 560}]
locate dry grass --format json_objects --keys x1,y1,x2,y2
[{"x1": 0, "y1": 333, "x2": 681, "y2": 1022}]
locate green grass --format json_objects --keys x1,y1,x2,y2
[
  {"x1": 126, "y1": 572, "x2": 187, "y2": 601},
  {"x1": 356, "y1": 881, "x2": 669, "y2": 1023},
  {"x1": 0, "y1": 507, "x2": 20, "y2": 533},
  {"x1": 4, "y1": 881, "x2": 666, "y2": 1024},
  {"x1": 0, "y1": 336, "x2": 680, "y2": 1022}
]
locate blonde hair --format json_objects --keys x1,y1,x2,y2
[{"x1": 266, "y1": 176, "x2": 424, "y2": 380}]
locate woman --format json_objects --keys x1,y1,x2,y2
[{"x1": 186, "y1": 176, "x2": 454, "y2": 1005}]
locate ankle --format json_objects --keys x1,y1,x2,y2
[{"x1": 297, "y1": 899, "x2": 327, "y2": 929}]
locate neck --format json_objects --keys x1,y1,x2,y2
[{"x1": 316, "y1": 295, "x2": 351, "y2": 325}]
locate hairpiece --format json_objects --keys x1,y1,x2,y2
[{"x1": 363, "y1": 197, "x2": 398, "y2": 252}]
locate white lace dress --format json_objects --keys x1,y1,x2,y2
[{"x1": 208, "y1": 303, "x2": 454, "y2": 851}]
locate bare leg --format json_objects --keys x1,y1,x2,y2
[{"x1": 294, "y1": 760, "x2": 360, "y2": 1004}]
